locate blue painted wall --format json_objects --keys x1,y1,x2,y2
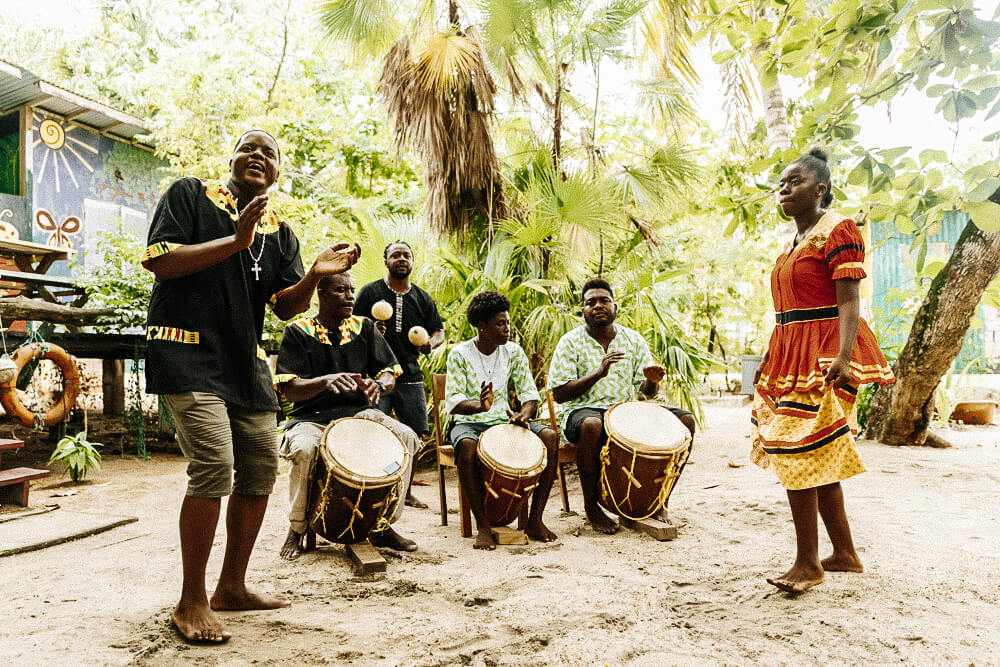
[
  {"x1": 29, "y1": 111, "x2": 167, "y2": 276},
  {"x1": 869, "y1": 210, "x2": 986, "y2": 371}
]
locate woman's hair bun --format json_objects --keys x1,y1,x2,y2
[{"x1": 807, "y1": 145, "x2": 829, "y2": 162}]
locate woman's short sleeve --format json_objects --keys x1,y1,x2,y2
[{"x1": 825, "y1": 219, "x2": 866, "y2": 280}]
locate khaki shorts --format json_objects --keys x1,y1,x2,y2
[{"x1": 162, "y1": 391, "x2": 279, "y2": 498}]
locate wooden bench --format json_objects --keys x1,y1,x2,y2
[
  {"x1": 0, "y1": 269, "x2": 89, "y2": 307},
  {"x1": 0, "y1": 438, "x2": 49, "y2": 506}
]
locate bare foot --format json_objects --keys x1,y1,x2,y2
[
  {"x1": 369, "y1": 527, "x2": 418, "y2": 552},
  {"x1": 822, "y1": 553, "x2": 864, "y2": 572},
  {"x1": 172, "y1": 601, "x2": 231, "y2": 643},
  {"x1": 652, "y1": 507, "x2": 672, "y2": 524},
  {"x1": 766, "y1": 564, "x2": 824, "y2": 593},
  {"x1": 585, "y1": 503, "x2": 619, "y2": 535},
  {"x1": 404, "y1": 494, "x2": 429, "y2": 509},
  {"x1": 280, "y1": 528, "x2": 306, "y2": 561},
  {"x1": 473, "y1": 527, "x2": 496, "y2": 550},
  {"x1": 525, "y1": 520, "x2": 557, "y2": 543},
  {"x1": 210, "y1": 587, "x2": 289, "y2": 611}
]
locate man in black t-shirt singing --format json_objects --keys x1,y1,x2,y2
[{"x1": 354, "y1": 242, "x2": 444, "y2": 509}]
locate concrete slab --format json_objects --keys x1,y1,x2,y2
[{"x1": 0, "y1": 510, "x2": 137, "y2": 557}]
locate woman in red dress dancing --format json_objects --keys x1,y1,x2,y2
[{"x1": 752, "y1": 147, "x2": 895, "y2": 593}]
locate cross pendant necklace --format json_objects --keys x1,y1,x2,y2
[
  {"x1": 246, "y1": 230, "x2": 267, "y2": 281},
  {"x1": 251, "y1": 262, "x2": 262, "y2": 280}
]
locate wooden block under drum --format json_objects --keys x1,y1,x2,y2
[
  {"x1": 347, "y1": 539, "x2": 387, "y2": 574},
  {"x1": 490, "y1": 525, "x2": 528, "y2": 545},
  {"x1": 619, "y1": 516, "x2": 678, "y2": 541}
]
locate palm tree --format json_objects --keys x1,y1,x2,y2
[{"x1": 319, "y1": 1, "x2": 506, "y2": 237}]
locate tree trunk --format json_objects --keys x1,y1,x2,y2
[
  {"x1": 867, "y1": 207, "x2": 1000, "y2": 446},
  {"x1": 0, "y1": 296, "x2": 115, "y2": 325},
  {"x1": 552, "y1": 63, "x2": 563, "y2": 172},
  {"x1": 751, "y1": 42, "x2": 791, "y2": 151}
]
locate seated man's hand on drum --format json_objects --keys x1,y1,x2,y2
[
  {"x1": 506, "y1": 407, "x2": 532, "y2": 428},
  {"x1": 322, "y1": 372, "x2": 361, "y2": 394},
  {"x1": 643, "y1": 365, "x2": 666, "y2": 383},
  {"x1": 353, "y1": 375, "x2": 381, "y2": 405},
  {"x1": 479, "y1": 381, "x2": 494, "y2": 412}
]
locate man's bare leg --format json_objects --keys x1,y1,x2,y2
[
  {"x1": 210, "y1": 494, "x2": 290, "y2": 611},
  {"x1": 576, "y1": 417, "x2": 618, "y2": 534},
  {"x1": 817, "y1": 482, "x2": 863, "y2": 572},
  {"x1": 456, "y1": 439, "x2": 496, "y2": 550},
  {"x1": 767, "y1": 488, "x2": 825, "y2": 593},
  {"x1": 174, "y1": 496, "x2": 230, "y2": 643},
  {"x1": 525, "y1": 429, "x2": 558, "y2": 542},
  {"x1": 404, "y1": 456, "x2": 428, "y2": 508}
]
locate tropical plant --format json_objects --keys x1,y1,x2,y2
[{"x1": 48, "y1": 431, "x2": 103, "y2": 483}]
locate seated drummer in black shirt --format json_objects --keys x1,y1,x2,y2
[{"x1": 274, "y1": 272, "x2": 421, "y2": 559}]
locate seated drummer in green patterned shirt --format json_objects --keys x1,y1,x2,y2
[
  {"x1": 445, "y1": 291, "x2": 560, "y2": 550},
  {"x1": 548, "y1": 278, "x2": 696, "y2": 535}
]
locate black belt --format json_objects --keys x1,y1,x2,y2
[{"x1": 775, "y1": 306, "x2": 838, "y2": 325}]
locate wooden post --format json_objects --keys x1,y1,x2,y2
[{"x1": 102, "y1": 359, "x2": 124, "y2": 417}]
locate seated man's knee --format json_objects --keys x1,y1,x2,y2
[
  {"x1": 456, "y1": 439, "x2": 478, "y2": 467},
  {"x1": 540, "y1": 428, "x2": 559, "y2": 454},
  {"x1": 579, "y1": 416, "x2": 604, "y2": 438}
]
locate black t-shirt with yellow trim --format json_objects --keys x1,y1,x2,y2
[
  {"x1": 143, "y1": 177, "x2": 304, "y2": 411},
  {"x1": 274, "y1": 315, "x2": 402, "y2": 427}
]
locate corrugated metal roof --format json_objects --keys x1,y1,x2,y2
[{"x1": 0, "y1": 58, "x2": 154, "y2": 148}]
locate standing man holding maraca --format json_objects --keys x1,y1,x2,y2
[{"x1": 355, "y1": 241, "x2": 444, "y2": 508}]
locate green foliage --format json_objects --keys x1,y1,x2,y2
[
  {"x1": 48, "y1": 431, "x2": 103, "y2": 483},
  {"x1": 73, "y1": 230, "x2": 153, "y2": 330}
]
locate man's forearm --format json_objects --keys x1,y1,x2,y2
[
  {"x1": 551, "y1": 370, "x2": 603, "y2": 403},
  {"x1": 272, "y1": 268, "x2": 322, "y2": 320},
  {"x1": 146, "y1": 236, "x2": 243, "y2": 280},
  {"x1": 278, "y1": 376, "x2": 325, "y2": 402}
]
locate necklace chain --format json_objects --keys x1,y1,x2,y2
[{"x1": 474, "y1": 340, "x2": 502, "y2": 380}]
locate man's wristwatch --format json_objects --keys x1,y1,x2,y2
[{"x1": 374, "y1": 379, "x2": 389, "y2": 393}]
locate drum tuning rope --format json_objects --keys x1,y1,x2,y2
[
  {"x1": 336, "y1": 481, "x2": 369, "y2": 541},
  {"x1": 600, "y1": 439, "x2": 691, "y2": 522},
  {"x1": 372, "y1": 483, "x2": 398, "y2": 534}
]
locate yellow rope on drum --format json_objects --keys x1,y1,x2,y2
[
  {"x1": 371, "y1": 482, "x2": 398, "y2": 534},
  {"x1": 337, "y1": 480, "x2": 368, "y2": 541},
  {"x1": 599, "y1": 436, "x2": 691, "y2": 522}
]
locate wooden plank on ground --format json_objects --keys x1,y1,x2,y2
[
  {"x1": 490, "y1": 525, "x2": 528, "y2": 545},
  {"x1": 347, "y1": 539, "x2": 386, "y2": 574},
  {"x1": 620, "y1": 516, "x2": 678, "y2": 541}
]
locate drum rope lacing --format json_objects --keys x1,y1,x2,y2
[{"x1": 599, "y1": 437, "x2": 689, "y2": 522}]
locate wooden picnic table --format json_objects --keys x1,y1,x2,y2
[
  {"x1": 0, "y1": 238, "x2": 74, "y2": 275},
  {"x1": 0, "y1": 239, "x2": 84, "y2": 307}
]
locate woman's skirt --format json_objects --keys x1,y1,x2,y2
[{"x1": 751, "y1": 383, "x2": 864, "y2": 490}]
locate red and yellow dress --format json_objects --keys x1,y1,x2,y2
[{"x1": 751, "y1": 212, "x2": 894, "y2": 490}]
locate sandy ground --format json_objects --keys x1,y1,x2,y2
[{"x1": 1, "y1": 403, "x2": 998, "y2": 666}]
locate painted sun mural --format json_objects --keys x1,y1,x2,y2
[{"x1": 32, "y1": 113, "x2": 97, "y2": 193}]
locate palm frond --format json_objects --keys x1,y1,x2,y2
[
  {"x1": 636, "y1": 77, "x2": 697, "y2": 130},
  {"x1": 722, "y1": 54, "x2": 761, "y2": 136},
  {"x1": 317, "y1": 0, "x2": 404, "y2": 58},
  {"x1": 639, "y1": 0, "x2": 701, "y2": 87},
  {"x1": 575, "y1": 0, "x2": 648, "y2": 64}
]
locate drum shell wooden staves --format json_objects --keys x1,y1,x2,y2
[
  {"x1": 598, "y1": 401, "x2": 691, "y2": 518},
  {"x1": 477, "y1": 424, "x2": 547, "y2": 527},
  {"x1": 306, "y1": 418, "x2": 408, "y2": 545}
]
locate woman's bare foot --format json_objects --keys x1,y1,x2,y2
[
  {"x1": 584, "y1": 503, "x2": 619, "y2": 534},
  {"x1": 474, "y1": 527, "x2": 496, "y2": 550},
  {"x1": 766, "y1": 563, "x2": 825, "y2": 593},
  {"x1": 172, "y1": 601, "x2": 231, "y2": 643},
  {"x1": 822, "y1": 553, "x2": 864, "y2": 572},
  {"x1": 525, "y1": 520, "x2": 557, "y2": 543},
  {"x1": 404, "y1": 494, "x2": 428, "y2": 509},
  {"x1": 210, "y1": 587, "x2": 289, "y2": 611},
  {"x1": 280, "y1": 528, "x2": 306, "y2": 561}
]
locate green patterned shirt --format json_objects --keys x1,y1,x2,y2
[
  {"x1": 547, "y1": 324, "x2": 653, "y2": 428},
  {"x1": 445, "y1": 339, "x2": 540, "y2": 426}
]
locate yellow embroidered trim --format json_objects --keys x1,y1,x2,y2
[
  {"x1": 273, "y1": 373, "x2": 297, "y2": 389},
  {"x1": 147, "y1": 326, "x2": 200, "y2": 344},
  {"x1": 269, "y1": 286, "x2": 292, "y2": 307},
  {"x1": 378, "y1": 364, "x2": 403, "y2": 379},
  {"x1": 257, "y1": 346, "x2": 267, "y2": 360},
  {"x1": 201, "y1": 180, "x2": 281, "y2": 234},
  {"x1": 835, "y1": 262, "x2": 864, "y2": 270},
  {"x1": 338, "y1": 316, "x2": 364, "y2": 345},
  {"x1": 141, "y1": 241, "x2": 182, "y2": 265}
]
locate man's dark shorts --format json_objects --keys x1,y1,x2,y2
[
  {"x1": 377, "y1": 382, "x2": 429, "y2": 435},
  {"x1": 564, "y1": 405, "x2": 693, "y2": 444}
]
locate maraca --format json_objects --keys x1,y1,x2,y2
[
  {"x1": 371, "y1": 300, "x2": 393, "y2": 321},
  {"x1": 408, "y1": 325, "x2": 429, "y2": 346}
]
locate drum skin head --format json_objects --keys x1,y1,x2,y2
[
  {"x1": 322, "y1": 418, "x2": 406, "y2": 485},
  {"x1": 605, "y1": 401, "x2": 690, "y2": 454},
  {"x1": 478, "y1": 423, "x2": 546, "y2": 475}
]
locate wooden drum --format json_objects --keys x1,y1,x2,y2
[
  {"x1": 477, "y1": 424, "x2": 547, "y2": 527},
  {"x1": 598, "y1": 401, "x2": 691, "y2": 521},
  {"x1": 307, "y1": 418, "x2": 409, "y2": 544}
]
